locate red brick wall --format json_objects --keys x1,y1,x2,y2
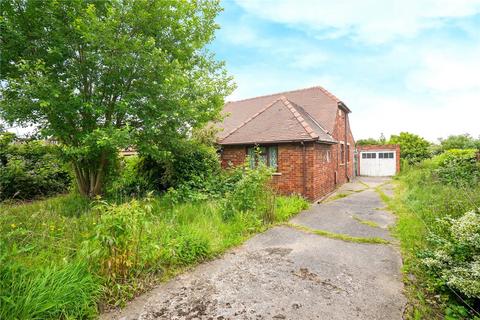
[
  {"x1": 219, "y1": 105, "x2": 356, "y2": 201},
  {"x1": 356, "y1": 144, "x2": 401, "y2": 174},
  {"x1": 332, "y1": 108, "x2": 355, "y2": 184},
  {"x1": 221, "y1": 142, "x2": 338, "y2": 201},
  {"x1": 220, "y1": 145, "x2": 245, "y2": 168},
  {"x1": 311, "y1": 143, "x2": 337, "y2": 199},
  {"x1": 274, "y1": 143, "x2": 306, "y2": 196}
]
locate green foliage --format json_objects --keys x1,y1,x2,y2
[
  {"x1": 438, "y1": 134, "x2": 480, "y2": 152},
  {"x1": 0, "y1": 184, "x2": 308, "y2": 317},
  {"x1": 107, "y1": 141, "x2": 222, "y2": 202},
  {"x1": 431, "y1": 149, "x2": 480, "y2": 186},
  {"x1": 422, "y1": 209, "x2": 480, "y2": 299},
  {"x1": 84, "y1": 196, "x2": 157, "y2": 283},
  {"x1": 0, "y1": 133, "x2": 71, "y2": 201},
  {"x1": 387, "y1": 156, "x2": 480, "y2": 319},
  {"x1": 0, "y1": 0, "x2": 234, "y2": 196},
  {"x1": 106, "y1": 155, "x2": 153, "y2": 199},
  {"x1": 356, "y1": 134, "x2": 386, "y2": 146},
  {"x1": 389, "y1": 132, "x2": 431, "y2": 164},
  {"x1": 154, "y1": 142, "x2": 221, "y2": 192},
  {"x1": 0, "y1": 260, "x2": 100, "y2": 320},
  {"x1": 161, "y1": 230, "x2": 210, "y2": 265},
  {"x1": 222, "y1": 164, "x2": 274, "y2": 222}
]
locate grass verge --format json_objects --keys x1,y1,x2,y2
[
  {"x1": 0, "y1": 193, "x2": 309, "y2": 319},
  {"x1": 381, "y1": 170, "x2": 480, "y2": 319}
]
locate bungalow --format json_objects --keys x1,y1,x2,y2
[{"x1": 216, "y1": 86, "x2": 355, "y2": 201}]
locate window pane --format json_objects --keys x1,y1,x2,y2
[
  {"x1": 268, "y1": 146, "x2": 278, "y2": 170},
  {"x1": 362, "y1": 153, "x2": 366, "y2": 159},
  {"x1": 389, "y1": 152, "x2": 394, "y2": 158},
  {"x1": 247, "y1": 147, "x2": 255, "y2": 168},
  {"x1": 379, "y1": 153, "x2": 384, "y2": 159},
  {"x1": 258, "y1": 153, "x2": 267, "y2": 165},
  {"x1": 372, "y1": 153, "x2": 376, "y2": 158}
]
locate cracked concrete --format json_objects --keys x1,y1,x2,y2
[{"x1": 102, "y1": 177, "x2": 406, "y2": 320}]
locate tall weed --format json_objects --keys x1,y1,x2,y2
[{"x1": 0, "y1": 260, "x2": 100, "y2": 320}]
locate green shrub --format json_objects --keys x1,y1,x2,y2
[
  {"x1": 106, "y1": 155, "x2": 153, "y2": 200},
  {"x1": 83, "y1": 196, "x2": 157, "y2": 283},
  {"x1": 0, "y1": 260, "x2": 100, "y2": 320},
  {"x1": 0, "y1": 134, "x2": 71, "y2": 201},
  {"x1": 389, "y1": 132, "x2": 431, "y2": 164},
  {"x1": 438, "y1": 134, "x2": 480, "y2": 152},
  {"x1": 432, "y1": 149, "x2": 480, "y2": 186},
  {"x1": 108, "y1": 141, "x2": 222, "y2": 202},
  {"x1": 391, "y1": 154, "x2": 480, "y2": 318},
  {"x1": 422, "y1": 208, "x2": 480, "y2": 299},
  {"x1": 138, "y1": 142, "x2": 220, "y2": 192},
  {"x1": 222, "y1": 164, "x2": 275, "y2": 223}
]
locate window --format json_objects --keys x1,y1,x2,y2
[
  {"x1": 247, "y1": 145, "x2": 278, "y2": 170},
  {"x1": 340, "y1": 144, "x2": 345, "y2": 163},
  {"x1": 362, "y1": 152, "x2": 376, "y2": 159},
  {"x1": 379, "y1": 152, "x2": 394, "y2": 159},
  {"x1": 346, "y1": 144, "x2": 350, "y2": 163},
  {"x1": 325, "y1": 150, "x2": 331, "y2": 163}
]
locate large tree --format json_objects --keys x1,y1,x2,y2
[
  {"x1": 0, "y1": 0, "x2": 233, "y2": 196},
  {"x1": 389, "y1": 132, "x2": 431, "y2": 164},
  {"x1": 438, "y1": 134, "x2": 480, "y2": 151}
]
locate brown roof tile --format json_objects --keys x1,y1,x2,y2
[{"x1": 217, "y1": 86, "x2": 346, "y2": 145}]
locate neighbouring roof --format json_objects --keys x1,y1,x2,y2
[{"x1": 216, "y1": 86, "x2": 349, "y2": 145}]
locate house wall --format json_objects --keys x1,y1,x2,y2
[
  {"x1": 331, "y1": 108, "x2": 355, "y2": 184},
  {"x1": 220, "y1": 142, "x2": 338, "y2": 201},
  {"x1": 356, "y1": 144, "x2": 401, "y2": 174},
  {"x1": 219, "y1": 106, "x2": 356, "y2": 201}
]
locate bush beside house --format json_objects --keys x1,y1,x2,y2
[{"x1": 0, "y1": 133, "x2": 71, "y2": 201}]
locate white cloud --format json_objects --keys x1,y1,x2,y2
[
  {"x1": 218, "y1": 1, "x2": 480, "y2": 141},
  {"x1": 234, "y1": 0, "x2": 480, "y2": 43},
  {"x1": 218, "y1": 22, "x2": 331, "y2": 69},
  {"x1": 290, "y1": 52, "x2": 329, "y2": 69},
  {"x1": 347, "y1": 91, "x2": 480, "y2": 142},
  {"x1": 407, "y1": 46, "x2": 480, "y2": 92},
  {"x1": 226, "y1": 64, "x2": 336, "y2": 101}
]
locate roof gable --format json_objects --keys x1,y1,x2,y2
[
  {"x1": 217, "y1": 86, "x2": 345, "y2": 143},
  {"x1": 220, "y1": 96, "x2": 334, "y2": 145}
]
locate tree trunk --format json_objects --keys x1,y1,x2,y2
[{"x1": 73, "y1": 152, "x2": 108, "y2": 197}]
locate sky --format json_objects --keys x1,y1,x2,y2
[{"x1": 210, "y1": 0, "x2": 480, "y2": 142}]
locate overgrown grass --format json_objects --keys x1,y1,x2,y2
[
  {"x1": 384, "y1": 159, "x2": 480, "y2": 319},
  {"x1": 0, "y1": 262, "x2": 100, "y2": 319},
  {"x1": 285, "y1": 222, "x2": 389, "y2": 244},
  {"x1": 0, "y1": 191, "x2": 308, "y2": 319}
]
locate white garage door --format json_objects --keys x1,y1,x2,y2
[{"x1": 360, "y1": 151, "x2": 396, "y2": 176}]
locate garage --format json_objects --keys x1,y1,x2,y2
[{"x1": 357, "y1": 145, "x2": 400, "y2": 177}]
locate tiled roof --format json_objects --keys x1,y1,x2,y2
[{"x1": 217, "y1": 86, "x2": 347, "y2": 145}]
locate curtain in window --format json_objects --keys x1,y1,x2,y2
[
  {"x1": 248, "y1": 147, "x2": 255, "y2": 168},
  {"x1": 268, "y1": 146, "x2": 278, "y2": 170}
]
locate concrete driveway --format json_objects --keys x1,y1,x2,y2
[{"x1": 103, "y1": 177, "x2": 406, "y2": 320}]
